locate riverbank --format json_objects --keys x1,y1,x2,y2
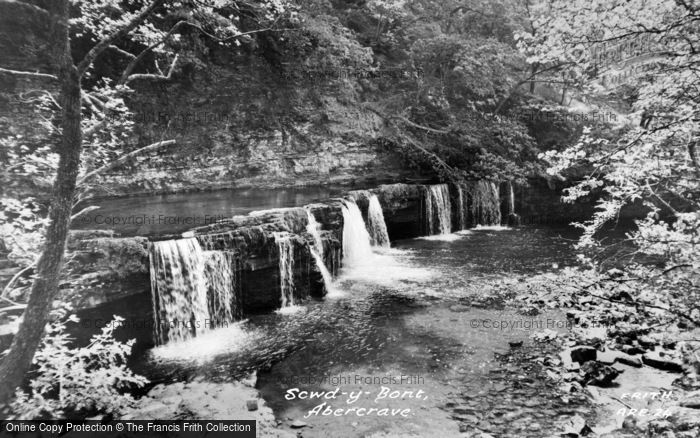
[
  {"x1": 122, "y1": 374, "x2": 295, "y2": 438},
  {"x1": 482, "y1": 270, "x2": 700, "y2": 437}
]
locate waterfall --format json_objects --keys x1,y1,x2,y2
[
  {"x1": 423, "y1": 184, "x2": 452, "y2": 235},
  {"x1": 507, "y1": 182, "x2": 515, "y2": 215},
  {"x1": 502, "y1": 181, "x2": 521, "y2": 226},
  {"x1": 422, "y1": 186, "x2": 433, "y2": 235},
  {"x1": 149, "y1": 238, "x2": 244, "y2": 344},
  {"x1": 274, "y1": 232, "x2": 296, "y2": 307},
  {"x1": 305, "y1": 210, "x2": 335, "y2": 293},
  {"x1": 367, "y1": 194, "x2": 390, "y2": 247},
  {"x1": 203, "y1": 250, "x2": 241, "y2": 324},
  {"x1": 306, "y1": 210, "x2": 325, "y2": 256},
  {"x1": 456, "y1": 185, "x2": 466, "y2": 230},
  {"x1": 149, "y1": 238, "x2": 210, "y2": 344},
  {"x1": 341, "y1": 199, "x2": 373, "y2": 266},
  {"x1": 464, "y1": 180, "x2": 502, "y2": 226}
]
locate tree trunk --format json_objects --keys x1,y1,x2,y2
[{"x1": 0, "y1": 0, "x2": 82, "y2": 405}]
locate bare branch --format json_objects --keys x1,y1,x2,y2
[
  {"x1": 77, "y1": 139, "x2": 176, "y2": 186},
  {"x1": 181, "y1": 22, "x2": 276, "y2": 42},
  {"x1": 0, "y1": 67, "x2": 57, "y2": 81},
  {"x1": 124, "y1": 54, "x2": 179, "y2": 84},
  {"x1": 108, "y1": 45, "x2": 137, "y2": 59},
  {"x1": 645, "y1": 179, "x2": 679, "y2": 216},
  {"x1": 71, "y1": 205, "x2": 100, "y2": 221},
  {"x1": 0, "y1": 264, "x2": 34, "y2": 299},
  {"x1": 393, "y1": 115, "x2": 450, "y2": 134},
  {"x1": 0, "y1": 0, "x2": 49, "y2": 17},
  {"x1": 119, "y1": 20, "x2": 188, "y2": 83},
  {"x1": 0, "y1": 304, "x2": 27, "y2": 314},
  {"x1": 76, "y1": 0, "x2": 165, "y2": 77},
  {"x1": 118, "y1": 20, "x2": 280, "y2": 85}
]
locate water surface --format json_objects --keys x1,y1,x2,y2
[
  {"x1": 74, "y1": 186, "x2": 349, "y2": 236},
  {"x1": 132, "y1": 226, "x2": 590, "y2": 437}
]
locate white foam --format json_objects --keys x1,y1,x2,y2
[
  {"x1": 274, "y1": 304, "x2": 306, "y2": 315},
  {"x1": 149, "y1": 322, "x2": 260, "y2": 363},
  {"x1": 338, "y1": 248, "x2": 434, "y2": 287},
  {"x1": 473, "y1": 225, "x2": 511, "y2": 231},
  {"x1": 416, "y1": 233, "x2": 465, "y2": 242}
]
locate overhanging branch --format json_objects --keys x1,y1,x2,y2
[
  {"x1": 77, "y1": 0, "x2": 165, "y2": 77},
  {"x1": 0, "y1": 67, "x2": 57, "y2": 81},
  {"x1": 77, "y1": 139, "x2": 176, "y2": 186}
]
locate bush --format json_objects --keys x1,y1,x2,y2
[{"x1": 10, "y1": 313, "x2": 148, "y2": 419}]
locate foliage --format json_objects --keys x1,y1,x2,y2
[
  {"x1": 0, "y1": 0, "x2": 289, "y2": 405},
  {"x1": 0, "y1": 197, "x2": 46, "y2": 267},
  {"x1": 0, "y1": 0, "x2": 289, "y2": 270},
  {"x1": 10, "y1": 312, "x2": 148, "y2": 419},
  {"x1": 526, "y1": 0, "x2": 700, "y2": 325}
]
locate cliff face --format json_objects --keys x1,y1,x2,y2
[
  {"x1": 84, "y1": 50, "x2": 417, "y2": 197},
  {"x1": 1, "y1": 21, "x2": 422, "y2": 200}
]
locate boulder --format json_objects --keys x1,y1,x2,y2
[
  {"x1": 581, "y1": 361, "x2": 622, "y2": 387},
  {"x1": 642, "y1": 351, "x2": 685, "y2": 373},
  {"x1": 570, "y1": 346, "x2": 597, "y2": 364}
]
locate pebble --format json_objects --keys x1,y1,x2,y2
[{"x1": 290, "y1": 420, "x2": 307, "y2": 429}]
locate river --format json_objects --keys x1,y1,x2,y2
[{"x1": 77, "y1": 223, "x2": 591, "y2": 437}]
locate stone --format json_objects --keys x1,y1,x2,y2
[
  {"x1": 620, "y1": 344, "x2": 645, "y2": 355},
  {"x1": 290, "y1": 420, "x2": 307, "y2": 428},
  {"x1": 246, "y1": 399, "x2": 258, "y2": 411},
  {"x1": 621, "y1": 415, "x2": 638, "y2": 430},
  {"x1": 561, "y1": 414, "x2": 592, "y2": 437},
  {"x1": 597, "y1": 349, "x2": 642, "y2": 367},
  {"x1": 614, "y1": 354, "x2": 643, "y2": 368},
  {"x1": 570, "y1": 346, "x2": 597, "y2": 364},
  {"x1": 581, "y1": 361, "x2": 621, "y2": 387},
  {"x1": 642, "y1": 351, "x2": 685, "y2": 373},
  {"x1": 680, "y1": 396, "x2": 700, "y2": 409}
]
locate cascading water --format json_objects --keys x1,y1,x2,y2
[
  {"x1": 507, "y1": 182, "x2": 515, "y2": 216},
  {"x1": 502, "y1": 181, "x2": 521, "y2": 226},
  {"x1": 456, "y1": 185, "x2": 466, "y2": 230},
  {"x1": 305, "y1": 210, "x2": 335, "y2": 293},
  {"x1": 203, "y1": 250, "x2": 240, "y2": 324},
  {"x1": 341, "y1": 199, "x2": 373, "y2": 266},
  {"x1": 423, "y1": 184, "x2": 452, "y2": 235},
  {"x1": 464, "y1": 180, "x2": 502, "y2": 226},
  {"x1": 421, "y1": 186, "x2": 433, "y2": 235},
  {"x1": 149, "y1": 238, "x2": 210, "y2": 344},
  {"x1": 274, "y1": 232, "x2": 296, "y2": 307},
  {"x1": 305, "y1": 210, "x2": 324, "y2": 256},
  {"x1": 367, "y1": 194, "x2": 390, "y2": 247}
]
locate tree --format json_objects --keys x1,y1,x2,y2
[
  {"x1": 525, "y1": 0, "x2": 700, "y2": 325},
  {"x1": 0, "y1": 0, "x2": 287, "y2": 405}
]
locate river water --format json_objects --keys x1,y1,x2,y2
[
  {"x1": 73, "y1": 186, "x2": 348, "y2": 236},
  {"x1": 108, "y1": 225, "x2": 592, "y2": 437}
]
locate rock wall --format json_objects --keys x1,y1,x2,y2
[
  {"x1": 81, "y1": 57, "x2": 421, "y2": 197},
  {"x1": 514, "y1": 178, "x2": 648, "y2": 225},
  {"x1": 191, "y1": 206, "x2": 343, "y2": 312},
  {"x1": 61, "y1": 231, "x2": 150, "y2": 309},
  {"x1": 1, "y1": 45, "x2": 423, "y2": 200}
]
